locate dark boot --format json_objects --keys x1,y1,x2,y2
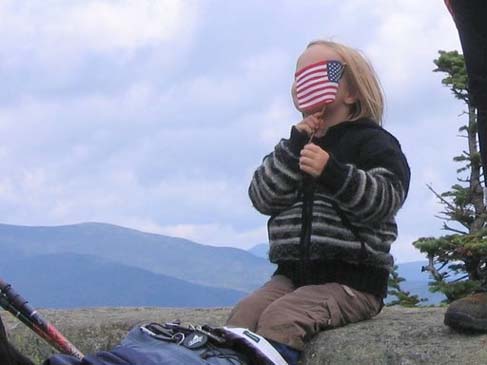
[{"x1": 444, "y1": 292, "x2": 487, "y2": 332}]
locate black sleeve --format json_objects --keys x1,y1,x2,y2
[{"x1": 317, "y1": 129, "x2": 410, "y2": 223}]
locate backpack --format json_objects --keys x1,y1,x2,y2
[{"x1": 43, "y1": 321, "x2": 288, "y2": 365}]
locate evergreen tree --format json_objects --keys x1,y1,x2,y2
[
  {"x1": 413, "y1": 50, "x2": 487, "y2": 303},
  {"x1": 387, "y1": 265, "x2": 425, "y2": 307}
]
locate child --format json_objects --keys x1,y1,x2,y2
[{"x1": 226, "y1": 40, "x2": 410, "y2": 364}]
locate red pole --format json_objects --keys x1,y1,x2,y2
[{"x1": 0, "y1": 278, "x2": 83, "y2": 359}]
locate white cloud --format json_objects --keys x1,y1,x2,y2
[
  {"x1": 159, "y1": 47, "x2": 294, "y2": 117},
  {"x1": 234, "y1": 99, "x2": 297, "y2": 147},
  {"x1": 184, "y1": 75, "x2": 245, "y2": 108},
  {"x1": 365, "y1": 0, "x2": 461, "y2": 99},
  {"x1": 0, "y1": 0, "x2": 195, "y2": 52},
  {"x1": 257, "y1": 100, "x2": 296, "y2": 145},
  {"x1": 0, "y1": 0, "x2": 474, "y2": 266},
  {"x1": 64, "y1": 0, "x2": 190, "y2": 50},
  {"x1": 391, "y1": 233, "x2": 426, "y2": 264},
  {"x1": 0, "y1": 0, "x2": 199, "y2": 82},
  {"x1": 242, "y1": 49, "x2": 292, "y2": 82}
]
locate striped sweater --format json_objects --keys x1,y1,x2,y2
[{"x1": 249, "y1": 118, "x2": 410, "y2": 294}]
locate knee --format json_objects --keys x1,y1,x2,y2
[
  {"x1": 226, "y1": 276, "x2": 295, "y2": 330},
  {"x1": 256, "y1": 299, "x2": 297, "y2": 333},
  {"x1": 229, "y1": 295, "x2": 261, "y2": 319},
  {"x1": 226, "y1": 295, "x2": 263, "y2": 331},
  {"x1": 256, "y1": 300, "x2": 306, "y2": 351}
]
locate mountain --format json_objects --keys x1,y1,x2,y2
[
  {"x1": 396, "y1": 261, "x2": 430, "y2": 282},
  {"x1": 0, "y1": 222, "x2": 447, "y2": 307},
  {"x1": 0, "y1": 223, "x2": 275, "y2": 293},
  {"x1": 392, "y1": 260, "x2": 446, "y2": 305},
  {"x1": 248, "y1": 243, "x2": 268, "y2": 258},
  {"x1": 0, "y1": 251, "x2": 246, "y2": 308}
]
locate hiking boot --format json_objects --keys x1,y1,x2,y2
[{"x1": 444, "y1": 292, "x2": 487, "y2": 332}]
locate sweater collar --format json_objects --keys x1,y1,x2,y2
[
  {"x1": 318, "y1": 118, "x2": 381, "y2": 139},
  {"x1": 328, "y1": 118, "x2": 380, "y2": 131}
]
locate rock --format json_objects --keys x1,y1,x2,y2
[
  {"x1": 2, "y1": 306, "x2": 487, "y2": 364},
  {"x1": 301, "y1": 306, "x2": 487, "y2": 365}
]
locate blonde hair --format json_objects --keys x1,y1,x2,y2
[{"x1": 307, "y1": 40, "x2": 384, "y2": 124}]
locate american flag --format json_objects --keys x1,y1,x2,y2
[{"x1": 295, "y1": 60, "x2": 345, "y2": 112}]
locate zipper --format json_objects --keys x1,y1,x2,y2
[{"x1": 299, "y1": 177, "x2": 315, "y2": 286}]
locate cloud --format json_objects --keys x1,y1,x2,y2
[
  {"x1": 365, "y1": 1, "x2": 461, "y2": 101},
  {"x1": 0, "y1": 0, "x2": 199, "y2": 102},
  {"x1": 0, "y1": 0, "x2": 195, "y2": 53},
  {"x1": 64, "y1": 1, "x2": 190, "y2": 50},
  {"x1": 0, "y1": 0, "x2": 472, "y2": 265},
  {"x1": 154, "y1": 47, "x2": 295, "y2": 125},
  {"x1": 391, "y1": 233, "x2": 426, "y2": 264}
]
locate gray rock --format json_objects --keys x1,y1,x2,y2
[
  {"x1": 2, "y1": 306, "x2": 487, "y2": 364},
  {"x1": 301, "y1": 306, "x2": 487, "y2": 365}
]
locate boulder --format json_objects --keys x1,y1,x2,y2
[
  {"x1": 301, "y1": 306, "x2": 487, "y2": 365},
  {"x1": 2, "y1": 306, "x2": 487, "y2": 364}
]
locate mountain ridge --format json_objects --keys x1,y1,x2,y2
[
  {"x1": 0, "y1": 222, "x2": 275, "y2": 293},
  {"x1": 0, "y1": 251, "x2": 247, "y2": 308},
  {"x1": 0, "y1": 222, "x2": 445, "y2": 307}
]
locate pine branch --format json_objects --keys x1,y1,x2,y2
[
  {"x1": 424, "y1": 256, "x2": 444, "y2": 282},
  {"x1": 442, "y1": 223, "x2": 468, "y2": 235},
  {"x1": 452, "y1": 88, "x2": 467, "y2": 101},
  {"x1": 427, "y1": 184, "x2": 457, "y2": 212}
]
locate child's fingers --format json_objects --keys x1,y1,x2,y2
[
  {"x1": 311, "y1": 116, "x2": 322, "y2": 128},
  {"x1": 297, "y1": 123, "x2": 314, "y2": 135},
  {"x1": 305, "y1": 116, "x2": 320, "y2": 130},
  {"x1": 303, "y1": 143, "x2": 322, "y2": 152},
  {"x1": 312, "y1": 112, "x2": 325, "y2": 125},
  {"x1": 299, "y1": 156, "x2": 315, "y2": 166},
  {"x1": 299, "y1": 163, "x2": 317, "y2": 177},
  {"x1": 300, "y1": 148, "x2": 316, "y2": 158},
  {"x1": 299, "y1": 156, "x2": 321, "y2": 175}
]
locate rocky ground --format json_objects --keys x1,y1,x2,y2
[
  {"x1": 2, "y1": 306, "x2": 487, "y2": 364},
  {"x1": 301, "y1": 306, "x2": 487, "y2": 365}
]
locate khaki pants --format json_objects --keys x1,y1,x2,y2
[{"x1": 226, "y1": 275, "x2": 382, "y2": 351}]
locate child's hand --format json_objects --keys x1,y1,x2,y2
[
  {"x1": 299, "y1": 143, "x2": 330, "y2": 177},
  {"x1": 295, "y1": 113, "x2": 324, "y2": 136}
]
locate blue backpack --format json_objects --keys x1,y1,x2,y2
[{"x1": 43, "y1": 322, "x2": 288, "y2": 365}]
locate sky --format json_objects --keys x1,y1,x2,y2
[{"x1": 0, "y1": 0, "x2": 471, "y2": 263}]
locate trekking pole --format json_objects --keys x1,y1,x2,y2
[{"x1": 0, "y1": 277, "x2": 84, "y2": 359}]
